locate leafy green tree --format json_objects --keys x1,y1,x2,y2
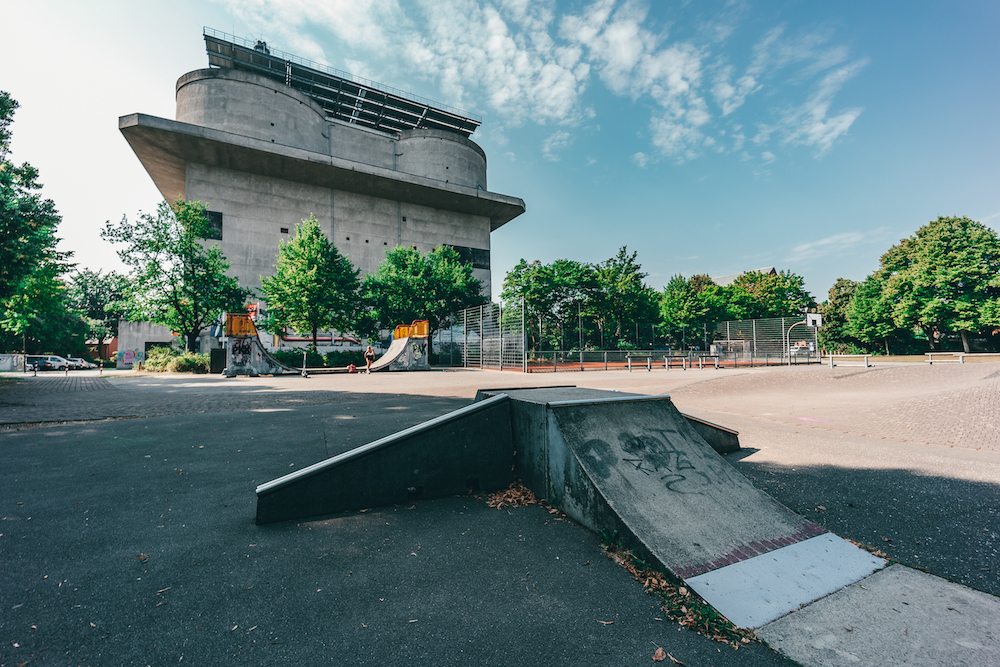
[
  {"x1": 726, "y1": 270, "x2": 814, "y2": 320},
  {"x1": 1, "y1": 91, "x2": 63, "y2": 303},
  {"x1": 846, "y1": 274, "x2": 900, "y2": 354},
  {"x1": 362, "y1": 245, "x2": 485, "y2": 352},
  {"x1": 501, "y1": 258, "x2": 599, "y2": 350},
  {"x1": 67, "y1": 268, "x2": 128, "y2": 341},
  {"x1": 1, "y1": 251, "x2": 89, "y2": 355},
  {"x1": 818, "y1": 278, "x2": 861, "y2": 353},
  {"x1": 880, "y1": 216, "x2": 1000, "y2": 353},
  {"x1": 102, "y1": 200, "x2": 251, "y2": 352},
  {"x1": 594, "y1": 246, "x2": 659, "y2": 342},
  {"x1": 659, "y1": 274, "x2": 727, "y2": 349},
  {"x1": 259, "y1": 215, "x2": 360, "y2": 351}
]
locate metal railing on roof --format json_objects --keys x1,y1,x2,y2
[{"x1": 203, "y1": 27, "x2": 482, "y2": 136}]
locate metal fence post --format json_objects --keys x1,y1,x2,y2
[
  {"x1": 464, "y1": 309, "x2": 468, "y2": 368},
  {"x1": 498, "y1": 302, "x2": 503, "y2": 371},
  {"x1": 522, "y1": 297, "x2": 527, "y2": 373}
]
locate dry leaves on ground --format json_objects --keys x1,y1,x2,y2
[{"x1": 487, "y1": 482, "x2": 538, "y2": 509}]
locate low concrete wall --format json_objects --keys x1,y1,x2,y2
[{"x1": 256, "y1": 394, "x2": 513, "y2": 524}]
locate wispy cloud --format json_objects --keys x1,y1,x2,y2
[
  {"x1": 214, "y1": 0, "x2": 867, "y2": 163},
  {"x1": 787, "y1": 228, "x2": 887, "y2": 262},
  {"x1": 631, "y1": 151, "x2": 649, "y2": 167},
  {"x1": 542, "y1": 130, "x2": 574, "y2": 161}
]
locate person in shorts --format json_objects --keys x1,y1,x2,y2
[{"x1": 364, "y1": 345, "x2": 375, "y2": 373}]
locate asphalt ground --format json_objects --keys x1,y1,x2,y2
[{"x1": 2, "y1": 363, "x2": 999, "y2": 665}]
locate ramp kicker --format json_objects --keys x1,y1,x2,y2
[{"x1": 254, "y1": 386, "x2": 885, "y2": 628}]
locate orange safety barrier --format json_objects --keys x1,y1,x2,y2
[
  {"x1": 227, "y1": 313, "x2": 259, "y2": 337},
  {"x1": 393, "y1": 319, "x2": 429, "y2": 339}
]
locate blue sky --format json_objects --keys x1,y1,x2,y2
[{"x1": 2, "y1": 1, "x2": 998, "y2": 302}]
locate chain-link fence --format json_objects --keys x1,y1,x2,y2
[{"x1": 433, "y1": 306, "x2": 818, "y2": 371}]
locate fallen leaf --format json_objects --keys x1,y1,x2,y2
[
  {"x1": 598, "y1": 620, "x2": 613, "y2": 625},
  {"x1": 667, "y1": 652, "x2": 685, "y2": 665},
  {"x1": 653, "y1": 647, "x2": 666, "y2": 662},
  {"x1": 817, "y1": 506, "x2": 827, "y2": 510},
  {"x1": 90, "y1": 622, "x2": 96, "y2": 627}
]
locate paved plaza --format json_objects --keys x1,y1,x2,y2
[{"x1": 1, "y1": 362, "x2": 998, "y2": 665}]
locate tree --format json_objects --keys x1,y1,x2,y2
[
  {"x1": 102, "y1": 200, "x2": 250, "y2": 352},
  {"x1": 1, "y1": 91, "x2": 62, "y2": 302},
  {"x1": 725, "y1": 270, "x2": 814, "y2": 320},
  {"x1": 594, "y1": 246, "x2": 659, "y2": 343},
  {"x1": 659, "y1": 274, "x2": 727, "y2": 349},
  {"x1": 847, "y1": 274, "x2": 899, "y2": 354},
  {"x1": 881, "y1": 216, "x2": 1000, "y2": 353},
  {"x1": 500, "y1": 258, "x2": 599, "y2": 350},
  {"x1": 818, "y1": 278, "x2": 860, "y2": 353},
  {"x1": 67, "y1": 268, "x2": 128, "y2": 341},
  {"x1": 259, "y1": 215, "x2": 360, "y2": 350},
  {"x1": 362, "y1": 245, "x2": 485, "y2": 352},
  {"x1": 1, "y1": 253, "x2": 88, "y2": 355}
]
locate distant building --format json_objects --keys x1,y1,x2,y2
[
  {"x1": 711, "y1": 266, "x2": 777, "y2": 287},
  {"x1": 119, "y1": 29, "x2": 525, "y2": 298}
]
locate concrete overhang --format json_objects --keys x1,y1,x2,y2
[{"x1": 119, "y1": 113, "x2": 525, "y2": 230}]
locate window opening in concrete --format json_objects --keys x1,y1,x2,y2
[
  {"x1": 203, "y1": 211, "x2": 223, "y2": 240},
  {"x1": 280, "y1": 227, "x2": 288, "y2": 234}
]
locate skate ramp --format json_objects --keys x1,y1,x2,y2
[
  {"x1": 369, "y1": 320, "x2": 430, "y2": 372},
  {"x1": 256, "y1": 386, "x2": 884, "y2": 627},
  {"x1": 255, "y1": 394, "x2": 513, "y2": 524},
  {"x1": 224, "y1": 314, "x2": 304, "y2": 377}
]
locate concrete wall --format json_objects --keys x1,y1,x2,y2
[
  {"x1": 176, "y1": 69, "x2": 329, "y2": 154},
  {"x1": 174, "y1": 67, "x2": 496, "y2": 298},
  {"x1": 186, "y1": 163, "x2": 492, "y2": 294}
]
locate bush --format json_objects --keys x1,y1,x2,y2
[
  {"x1": 143, "y1": 346, "x2": 209, "y2": 373},
  {"x1": 144, "y1": 346, "x2": 178, "y2": 372},
  {"x1": 324, "y1": 349, "x2": 367, "y2": 367},
  {"x1": 271, "y1": 347, "x2": 324, "y2": 368},
  {"x1": 168, "y1": 352, "x2": 210, "y2": 373}
]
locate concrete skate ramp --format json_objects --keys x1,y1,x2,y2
[
  {"x1": 482, "y1": 387, "x2": 823, "y2": 579},
  {"x1": 368, "y1": 336, "x2": 430, "y2": 372},
  {"x1": 255, "y1": 394, "x2": 513, "y2": 524},
  {"x1": 224, "y1": 314, "x2": 305, "y2": 377}
]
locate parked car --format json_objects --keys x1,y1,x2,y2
[
  {"x1": 67, "y1": 357, "x2": 97, "y2": 370},
  {"x1": 26, "y1": 355, "x2": 70, "y2": 371}
]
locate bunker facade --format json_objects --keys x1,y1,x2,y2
[{"x1": 119, "y1": 30, "x2": 525, "y2": 297}]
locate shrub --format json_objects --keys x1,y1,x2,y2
[
  {"x1": 168, "y1": 352, "x2": 210, "y2": 373},
  {"x1": 144, "y1": 346, "x2": 179, "y2": 372},
  {"x1": 271, "y1": 347, "x2": 324, "y2": 368},
  {"x1": 324, "y1": 349, "x2": 367, "y2": 367}
]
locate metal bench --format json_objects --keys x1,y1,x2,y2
[
  {"x1": 829, "y1": 354, "x2": 871, "y2": 368},
  {"x1": 664, "y1": 354, "x2": 688, "y2": 370},
  {"x1": 626, "y1": 355, "x2": 652, "y2": 372},
  {"x1": 698, "y1": 354, "x2": 720, "y2": 369}
]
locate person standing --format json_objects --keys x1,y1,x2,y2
[{"x1": 364, "y1": 345, "x2": 375, "y2": 373}]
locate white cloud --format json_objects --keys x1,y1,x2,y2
[
  {"x1": 542, "y1": 130, "x2": 574, "y2": 160},
  {"x1": 631, "y1": 151, "x2": 649, "y2": 167},
  {"x1": 787, "y1": 228, "x2": 887, "y2": 261},
  {"x1": 760, "y1": 150, "x2": 776, "y2": 164},
  {"x1": 214, "y1": 0, "x2": 867, "y2": 162}
]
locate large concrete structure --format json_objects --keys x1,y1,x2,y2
[{"x1": 119, "y1": 31, "x2": 525, "y2": 297}]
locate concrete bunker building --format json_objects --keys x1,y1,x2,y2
[{"x1": 119, "y1": 29, "x2": 525, "y2": 301}]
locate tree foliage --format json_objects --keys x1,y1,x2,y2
[
  {"x1": 594, "y1": 246, "x2": 659, "y2": 337},
  {"x1": 878, "y1": 216, "x2": 1000, "y2": 352},
  {"x1": 102, "y1": 200, "x2": 250, "y2": 352},
  {"x1": 259, "y1": 215, "x2": 360, "y2": 350},
  {"x1": 67, "y1": 268, "x2": 128, "y2": 341},
  {"x1": 0, "y1": 91, "x2": 89, "y2": 355},
  {"x1": 362, "y1": 245, "x2": 486, "y2": 349}
]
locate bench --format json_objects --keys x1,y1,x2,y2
[
  {"x1": 829, "y1": 354, "x2": 871, "y2": 368},
  {"x1": 664, "y1": 354, "x2": 688, "y2": 370},
  {"x1": 698, "y1": 354, "x2": 720, "y2": 369},
  {"x1": 626, "y1": 355, "x2": 652, "y2": 372}
]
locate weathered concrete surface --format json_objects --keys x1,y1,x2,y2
[
  {"x1": 369, "y1": 335, "x2": 430, "y2": 372},
  {"x1": 224, "y1": 332, "x2": 302, "y2": 377},
  {"x1": 255, "y1": 394, "x2": 513, "y2": 523},
  {"x1": 756, "y1": 564, "x2": 1000, "y2": 666}
]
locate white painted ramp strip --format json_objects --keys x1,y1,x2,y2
[{"x1": 685, "y1": 533, "x2": 886, "y2": 629}]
